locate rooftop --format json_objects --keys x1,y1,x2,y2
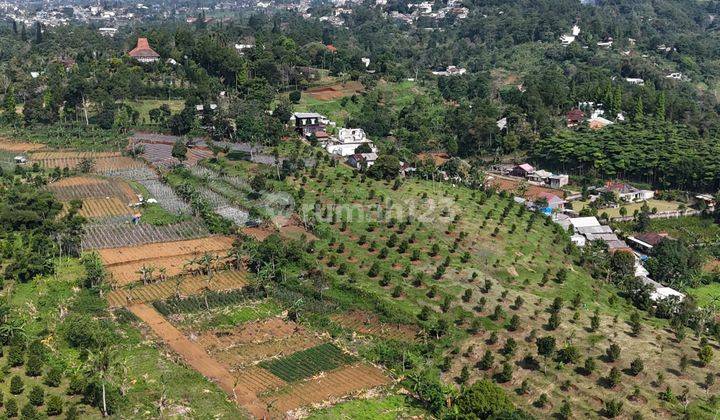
[
  {"x1": 128, "y1": 37, "x2": 160, "y2": 59},
  {"x1": 569, "y1": 217, "x2": 601, "y2": 228}
]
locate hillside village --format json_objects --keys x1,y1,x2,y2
[{"x1": 0, "y1": 0, "x2": 719, "y2": 419}]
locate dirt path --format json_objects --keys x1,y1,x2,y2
[{"x1": 128, "y1": 304, "x2": 269, "y2": 419}]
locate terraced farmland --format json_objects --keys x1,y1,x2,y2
[
  {"x1": 137, "y1": 178, "x2": 190, "y2": 214},
  {"x1": 260, "y1": 363, "x2": 391, "y2": 414},
  {"x1": 47, "y1": 176, "x2": 137, "y2": 201},
  {"x1": 74, "y1": 197, "x2": 134, "y2": 218},
  {"x1": 30, "y1": 151, "x2": 145, "y2": 172},
  {"x1": 107, "y1": 270, "x2": 248, "y2": 307},
  {"x1": 98, "y1": 236, "x2": 235, "y2": 286},
  {"x1": 193, "y1": 318, "x2": 322, "y2": 369},
  {"x1": 82, "y1": 218, "x2": 208, "y2": 249},
  {"x1": 0, "y1": 140, "x2": 45, "y2": 152}
]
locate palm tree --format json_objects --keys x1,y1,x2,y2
[{"x1": 84, "y1": 347, "x2": 118, "y2": 417}]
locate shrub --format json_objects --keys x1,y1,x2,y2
[
  {"x1": 607, "y1": 367, "x2": 622, "y2": 388},
  {"x1": 557, "y1": 345, "x2": 582, "y2": 365},
  {"x1": 605, "y1": 343, "x2": 621, "y2": 362},
  {"x1": 629, "y1": 358, "x2": 644, "y2": 376},
  {"x1": 507, "y1": 314, "x2": 520, "y2": 331},
  {"x1": 368, "y1": 262, "x2": 380, "y2": 277},
  {"x1": 9, "y1": 376, "x2": 23, "y2": 395},
  {"x1": 66, "y1": 376, "x2": 85, "y2": 396},
  {"x1": 379, "y1": 273, "x2": 391, "y2": 287},
  {"x1": 7, "y1": 346, "x2": 23, "y2": 367},
  {"x1": 698, "y1": 345, "x2": 714, "y2": 367},
  {"x1": 44, "y1": 367, "x2": 62, "y2": 388},
  {"x1": 20, "y1": 403, "x2": 37, "y2": 419},
  {"x1": 603, "y1": 399, "x2": 624, "y2": 418},
  {"x1": 46, "y1": 395, "x2": 63, "y2": 416},
  {"x1": 495, "y1": 362, "x2": 513, "y2": 383},
  {"x1": 5, "y1": 398, "x2": 17, "y2": 417},
  {"x1": 25, "y1": 353, "x2": 43, "y2": 377},
  {"x1": 28, "y1": 385, "x2": 44, "y2": 406},
  {"x1": 477, "y1": 350, "x2": 494, "y2": 370}
]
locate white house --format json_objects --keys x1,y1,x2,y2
[
  {"x1": 432, "y1": 66, "x2": 467, "y2": 76},
  {"x1": 625, "y1": 78, "x2": 645, "y2": 86},
  {"x1": 325, "y1": 128, "x2": 377, "y2": 157}
]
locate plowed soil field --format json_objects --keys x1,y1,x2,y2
[
  {"x1": 260, "y1": 363, "x2": 391, "y2": 414},
  {"x1": 107, "y1": 270, "x2": 247, "y2": 307},
  {"x1": 128, "y1": 304, "x2": 268, "y2": 418},
  {"x1": 31, "y1": 151, "x2": 144, "y2": 172},
  {"x1": 74, "y1": 197, "x2": 134, "y2": 218},
  {"x1": 98, "y1": 237, "x2": 234, "y2": 286},
  {"x1": 194, "y1": 318, "x2": 322, "y2": 368},
  {"x1": 0, "y1": 140, "x2": 45, "y2": 152},
  {"x1": 47, "y1": 176, "x2": 137, "y2": 202}
]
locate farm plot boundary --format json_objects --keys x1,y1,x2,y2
[
  {"x1": 260, "y1": 362, "x2": 391, "y2": 415},
  {"x1": 82, "y1": 218, "x2": 208, "y2": 249},
  {"x1": 107, "y1": 270, "x2": 248, "y2": 307},
  {"x1": 259, "y1": 343, "x2": 356, "y2": 382}
]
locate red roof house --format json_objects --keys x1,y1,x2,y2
[
  {"x1": 326, "y1": 44, "x2": 338, "y2": 53},
  {"x1": 128, "y1": 38, "x2": 160, "y2": 63},
  {"x1": 566, "y1": 108, "x2": 585, "y2": 127}
]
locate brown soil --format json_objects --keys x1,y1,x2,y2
[
  {"x1": 260, "y1": 363, "x2": 391, "y2": 415},
  {"x1": 99, "y1": 237, "x2": 235, "y2": 287},
  {"x1": 487, "y1": 176, "x2": 567, "y2": 199},
  {"x1": 305, "y1": 81, "x2": 363, "y2": 101},
  {"x1": 193, "y1": 318, "x2": 322, "y2": 368},
  {"x1": 0, "y1": 140, "x2": 45, "y2": 152},
  {"x1": 107, "y1": 270, "x2": 248, "y2": 308}
]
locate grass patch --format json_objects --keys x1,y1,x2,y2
[
  {"x1": 307, "y1": 394, "x2": 426, "y2": 419},
  {"x1": 572, "y1": 199, "x2": 682, "y2": 219},
  {"x1": 687, "y1": 282, "x2": 720, "y2": 307},
  {"x1": 122, "y1": 99, "x2": 185, "y2": 125}
]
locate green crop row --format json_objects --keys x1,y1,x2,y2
[
  {"x1": 259, "y1": 343, "x2": 356, "y2": 382},
  {"x1": 153, "y1": 288, "x2": 266, "y2": 315}
]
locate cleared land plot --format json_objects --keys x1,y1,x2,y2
[
  {"x1": 98, "y1": 237, "x2": 234, "y2": 286},
  {"x1": 30, "y1": 151, "x2": 144, "y2": 172},
  {"x1": 260, "y1": 363, "x2": 391, "y2": 414},
  {"x1": 74, "y1": 197, "x2": 134, "y2": 218},
  {"x1": 331, "y1": 310, "x2": 419, "y2": 341},
  {"x1": 305, "y1": 81, "x2": 364, "y2": 101},
  {"x1": 0, "y1": 140, "x2": 45, "y2": 152},
  {"x1": 194, "y1": 318, "x2": 321, "y2": 368},
  {"x1": 47, "y1": 176, "x2": 137, "y2": 201},
  {"x1": 259, "y1": 343, "x2": 356, "y2": 382},
  {"x1": 234, "y1": 366, "x2": 287, "y2": 394},
  {"x1": 107, "y1": 270, "x2": 248, "y2": 307},
  {"x1": 572, "y1": 198, "x2": 681, "y2": 218},
  {"x1": 487, "y1": 175, "x2": 567, "y2": 199},
  {"x1": 136, "y1": 142, "x2": 212, "y2": 168},
  {"x1": 82, "y1": 218, "x2": 208, "y2": 249}
]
